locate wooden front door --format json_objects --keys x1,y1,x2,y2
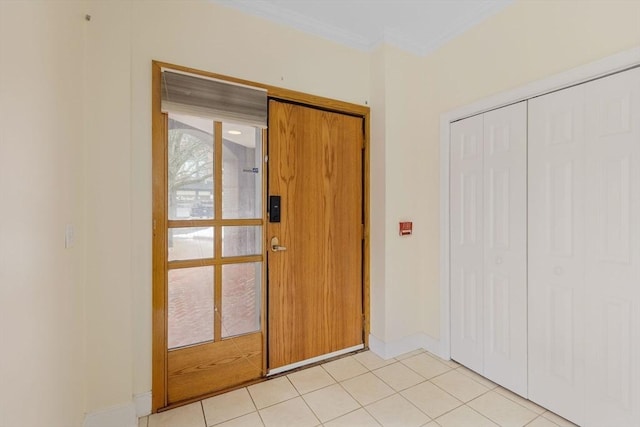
[{"x1": 267, "y1": 100, "x2": 364, "y2": 370}]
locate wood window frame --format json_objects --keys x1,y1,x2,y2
[{"x1": 152, "y1": 60, "x2": 370, "y2": 412}]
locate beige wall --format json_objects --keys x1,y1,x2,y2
[
  {"x1": 415, "y1": 0, "x2": 640, "y2": 340},
  {"x1": 2, "y1": 0, "x2": 640, "y2": 424},
  {"x1": 0, "y1": 2, "x2": 86, "y2": 426},
  {"x1": 94, "y1": 0, "x2": 372, "y2": 411},
  {"x1": 365, "y1": 0, "x2": 639, "y2": 349},
  {"x1": 425, "y1": 0, "x2": 640, "y2": 114},
  {"x1": 368, "y1": 44, "x2": 436, "y2": 343},
  {"x1": 84, "y1": 2, "x2": 134, "y2": 412},
  {"x1": 367, "y1": 0, "x2": 640, "y2": 347},
  {"x1": 368, "y1": 46, "x2": 387, "y2": 338}
]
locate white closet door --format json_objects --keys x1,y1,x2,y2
[
  {"x1": 528, "y1": 84, "x2": 587, "y2": 426},
  {"x1": 450, "y1": 114, "x2": 484, "y2": 374},
  {"x1": 583, "y1": 67, "x2": 640, "y2": 427},
  {"x1": 482, "y1": 102, "x2": 527, "y2": 397}
]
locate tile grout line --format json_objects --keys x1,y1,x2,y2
[
  {"x1": 160, "y1": 350, "x2": 569, "y2": 427},
  {"x1": 295, "y1": 392, "x2": 321, "y2": 426},
  {"x1": 199, "y1": 401, "x2": 207, "y2": 427},
  {"x1": 254, "y1": 393, "x2": 300, "y2": 411},
  {"x1": 317, "y1": 407, "x2": 368, "y2": 427},
  {"x1": 428, "y1": 372, "x2": 487, "y2": 403},
  {"x1": 331, "y1": 365, "x2": 401, "y2": 412},
  {"x1": 429, "y1": 398, "x2": 498, "y2": 427},
  {"x1": 453, "y1": 367, "x2": 554, "y2": 421},
  {"x1": 254, "y1": 403, "x2": 267, "y2": 427},
  {"x1": 454, "y1": 366, "x2": 499, "y2": 389},
  {"x1": 319, "y1": 362, "x2": 345, "y2": 383},
  {"x1": 244, "y1": 384, "x2": 267, "y2": 426},
  {"x1": 313, "y1": 354, "x2": 557, "y2": 427},
  {"x1": 289, "y1": 365, "x2": 338, "y2": 395},
  {"x1": 206, "y1": 390, "x2": 262, "y2": 426},
  {"x1": 424, "y1": 379, "x2": 479, "y2": 422},
  {"x1": 394, "y1": 386, "x2": 438, "y2": 424},
  {"x1": 434, "y1": 360, "x2": 559, "y2": 423},
  {"x1": 464, "y1": 387, "x2": 527, "y2": 427},
  {"x1": 396, "y1": 355, "x2": 456, "y2": 383},
  {"x1": 347, "y1": 369, "x2": 434, "y2": 427},
  {"x1": 462, "y1": 404, "x2": 499, "y2": 426},
  {"x1": 524, "y1": 413, "x2": 559, "y2": 427},
  {"x1": 493, "y1": 388, "x2": 547, "y2": 416},
  {"x1": 376, "y1": 362, "x2": 470, "y2": 425},
  {"x1": 329, "y1": 375, "x2": 368, "y2": 423},
  {"x1": 279, "y1": 354, "x2": 472, "y2": 425},
  {"x1": 369, "y1": 361, "x2": 430, "y2": 392},
  {"x1": 359, "y1": 402, "x2": 385, "y2": 427},
  {"x1": 252, "y1": 376, "x2": 301, "y2": 410}
]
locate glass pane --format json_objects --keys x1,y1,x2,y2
[
  {"x1": 222, "y1": 263, "x2": 261, "y2": 338},
  {"x1": 168, "y1": 266, "x2": 213, "y2": 349},
  {"x1": 168, "y1": 227, "x2": 214, "y2": 261},
  {"x1": 168, "y1": 113, "x2": 214, "y2": 220},
  {"x1": 222, "y1": 226, "x2": 261, "y2": 257},
  {"x1": 222, "y1": 123, "x2": 262, "y2": 219}
]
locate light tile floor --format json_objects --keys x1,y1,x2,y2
[{"x1": 141, "y1": 349, "x2": 578, "y2": 427}]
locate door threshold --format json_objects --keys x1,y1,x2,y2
[{"x1": 267, "y1": 344, "x2": 365, "y2": 376}]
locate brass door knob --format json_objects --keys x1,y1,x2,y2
[{"x1": 270, "y1": 236, "x2": 287, "y2": 252}]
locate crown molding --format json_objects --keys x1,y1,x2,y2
[
  {"x1": 413, "y1": 0, "x2": 513, "y2": 56},
  {"x1": 212, "y1": 0, "x2": 513, "y2": 57},
  {"x1": 214, "y1": 0, "x2": 374, "y2": 51}
]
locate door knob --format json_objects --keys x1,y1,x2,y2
[{"x1": 270, "y1": 236, "x2": 287, "y2": 252}]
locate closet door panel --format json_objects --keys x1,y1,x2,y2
[
  {"x1": 450, "y1": 115, "x2": 484, "y2": 374},
  {"x1": 583, "y1": 67, "x2": 640, "y2": 427},
  {"x1": 528, "y1": 85, "x2": 586, "y2": 426},
  {"x1": 482, "y1": 102, "x2": 527, "y2": 397}
]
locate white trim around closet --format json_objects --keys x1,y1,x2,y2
[{"x1": 438, "y1": 46, "x2": 640, "y2": 361}]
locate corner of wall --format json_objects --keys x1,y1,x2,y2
[
  {"x1": 134, "y1": 392, "x2": 152, "y2": 418},
  {"x1": 83, "y1": 402, "x2": 137, "y2": 427},
  {"x1": 368, "y1": 44, "x2": 388, "y2": 340},
  {"x1": 369, "y1": 332, "x2": 442, "y2": 360}
]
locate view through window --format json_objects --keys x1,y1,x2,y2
[{"x1": 167, "y1": 113, "x2": 262, "y2": 349}]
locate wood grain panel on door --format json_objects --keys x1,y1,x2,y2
[
  {"x1": 268, "y1": 100, "x2": 363, "y2": 369},
  {"x1": 167, "y1": 332, "x2": 262, "y2": 403}
]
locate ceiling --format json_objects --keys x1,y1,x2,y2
[{"x1": 213, "y1": 0, "x2": 514, "y2": 56}]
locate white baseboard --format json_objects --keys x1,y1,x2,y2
[
  {"x1": 83, "y1": 402, "x2": 137, "y2": 427},
  {"x1": 369, "y1": 333, "x2": 445, "y2": 360},
  {"x1": 134, "y1": 391, "x2": 152, "y2": 417},
  {"x1": 368, "y1": 334, "x2": 391, "y2": 358}
]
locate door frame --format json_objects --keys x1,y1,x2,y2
[
  {"x1": 438, "y1": 47, "x2": 640, "y2": 362},
  {"x1": 152, "y1": 60, "x2": 370, "y2": 412}
]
